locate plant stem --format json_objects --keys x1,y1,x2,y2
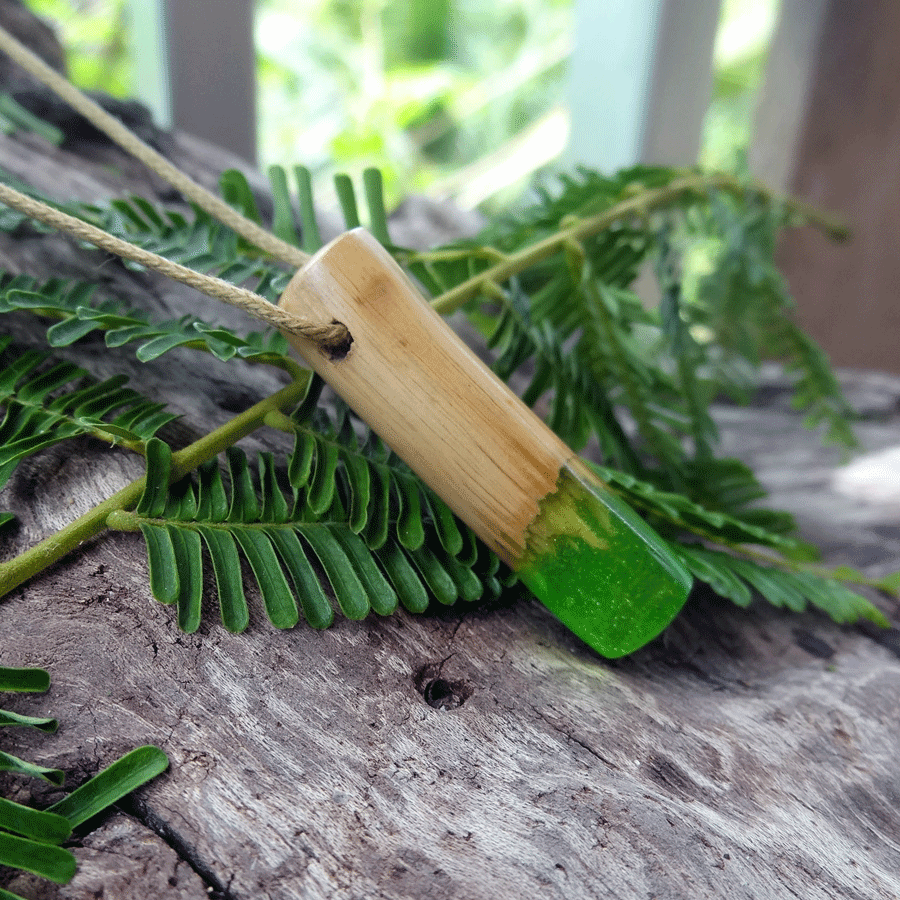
[
  {"x1": 427, "y1": 172, "x2": 848, "y2": 316},
  {"x1": 0, "y1": 376, "x2": 311, "y2": 599}
]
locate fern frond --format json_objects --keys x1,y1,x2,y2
[
  {"x1": 0, "y1": 663, "x2": 168, "y2": 894},
  {"x1": 590, "y1": 462, "x2": 812, "y2": 559},
  {"x1": 771, "y1": 318, "x2": 859, "y2": 449},
  {"x1": 0, "y1": 333, "x2": 176, "y2": 483},
  {"x1": 109, "y1": 433, "x2": 505, "y2": 634},
  {"x1": 677, "y1": 456, "x2": 795, "y2": 534},
  {"x1": 0, "y1": 275, "x2": 292, "y2": 366},
  {"x1": 487, "y1": 281, "x2": 641, "y2": 469},
  {"x1": 0, "y1": 92, "x2": 64, "y2": 145},
  {"x1": 61, "y1": 165, "x2": 395, "y2": 291},
  {"x1": 687, "y1": 189, "x2": 858, "y2": 448},
  {"x1": 569, "y1": 252, "x2": 694, "y2": 476},
  {"x1": 587, "y1": 458, "x2": 891, "y2": 627},
  {"x1": 674, "y1": 544, "x2": 889, "y2": 627},
  {"x1": 0, "y1": 159, "x2": 878, "y2": 646},
  {"x1": 500, "y1": 165, "x2": 688, "y2": 241},
  {"x1": 408, "y1": 167, "x2": 858, "y2": 484}
]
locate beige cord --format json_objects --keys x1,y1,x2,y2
[
  {"x1": 0, "y1": 181, "x2": 350, "y2": 355},
  {"x1": 0, "y1": 24, "x2": 310, "y2": 269}
]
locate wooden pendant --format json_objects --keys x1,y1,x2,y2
[{"x1": 278, "y1": 229, "x2": 692, "y2": 657}]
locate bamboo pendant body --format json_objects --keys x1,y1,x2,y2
[{"x1": 278, "y1": 229, "x2": 691, "y2": 656}]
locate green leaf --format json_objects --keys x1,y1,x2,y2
[
  {"x1": 0, "y1": 885, "x2": 31, "y2": 900},
  {"x1": 136, "y1": 438, "x2": 172, "y2": 517},
  {"x1": 306, "y1": 439, "x2": 338, "y2": 516},
  {"x1": 339, "y1": 445, "x2": 371, "y2": 534},
  {"x1": 0, "y1": 750, "x2": 64, "y2": 785},
  {"x1": 1, "y1": 269, "x2": 293, "y2": 368},
  {"x1": 455, "y1": 523, "x2": 482, "y2": 568},
  {"x1": 0, "y1": 796, "x2": 71, "y2": 843},
  {"x1": 288, "y1": 429, "x2": 316, "y2": 489},
  {"x1": 0, "y1": 341, "x2": 176, "y2": 483},
  {"x1": 423, "y1": 492, "x2": 464, "y2": 556},
  {"x1": 394, "y1": 475, "x2": 425, "y2": 550},
  {"x1": 676, "y1": 545, "x2": 753, "y2": 607},
  {"x1": 407, "y1": 544, "x2": 457, "y2": 606},
  {"x1": 673, "y1": 545, "x2": 889, "y2": 627},
  {"x1": 362, "y1": 461, "x2": 391, "y2": 550},
  {"x1": 135, "y1": 332, "x2": 198, "y2": 362},
  {"x1": 298, "y1": 526, "x2": 369, "y2": 620},
  {"x1": 198, "y1": 525, "x2": 249, "y2": 632},
  {"x1": 259, "y1": 452, "x2": 290, "y2": 524},
  {"x1": 140, "y1": 523, "x2": 179, "y2": 605},
  {"x1": 593, "y1": 462, "x2": 809, "y2": 556},
  {"x1": 267, "y1": 164, "x2": 300, "y2": 247},
  {"x1": 376, "y1": 543, "x2": 429, "y2": 613},
  {"x1": 0, "y1": 93, "x2": 64, "y2": 145},
  {"x1": 440, "y1": 551, "x2": 484, "y2": 603},
  {"x1": 875, "y1": 570, "x2": 900, "y2": 595},
  {"x1": 294, "y1": 165, "x2": 323, "y2": 253},
  {"x1": 232, "y1": 530, "x2": 299, "y2": 629},
  {"x1": 47, "y1": 745, "x2": 169, "y2": 828},
  {"x1": 0, "y1": 831, "x2": 76, "y2": 884},
  {"x1": 0, "y1": 667, "x2": 50, "y2": 693},
  {"x1": 334, "y1": 173, "x2": 362, "y2": 230},
  {"x1": 787, "y1": 569, "x2": 889, "y2": 626},
  {"x1": 196, "y1": 459, "x2": 229, "y2": 522},
  {"x1": 730, "y1": 557, "x2": 808, "y2": 613},
  {"x1": 219, "y1": 169, "x2": 262, "y2": 226},
  {"x1": 330, "y1": 526, "x2": 398, "y2": 616},
  {"x1": 265, "y1": 528, "x2": 334, "y2": 629},
  {"x1": 168, "y1": 525, "x2": 203, "y2": 633},
  {"x1": 0, "y1": 710, "x2": 57, "y2": 732},
  {"x1": 363, "y1": 167, "x2": 391, "y2": 245},
  {"x1": 226, "y1": 447, "x2": 260, "y2": 522}
]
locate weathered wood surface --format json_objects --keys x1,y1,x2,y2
[{"x1": 0, "y1": 110, "x2": 899, "y2": 900}]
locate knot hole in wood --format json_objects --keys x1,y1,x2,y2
[{"x1": 414, "y1": 662, "x2": 473, "y2": 710}]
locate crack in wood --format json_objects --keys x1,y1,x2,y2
[{"x1": 119, "y1": 797, "x2": 232, "y2": 900}]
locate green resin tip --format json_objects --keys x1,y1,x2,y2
[{"x1": 517, "y1": 463, "x2": 693, "y2": 658}]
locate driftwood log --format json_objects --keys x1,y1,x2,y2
[{"x1": 0, "y1": 99, "x2": 899, "y2": 900}]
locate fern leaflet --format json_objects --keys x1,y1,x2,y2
[
  {"x1": 674, "y1": 544, "x2": 889, "y2": 627},
  {"x1": 0, "y1": 275, "x2": 291, "y2": 366},
  {"x1": 0, "y1": 332, "x2": 176, "y2": 486}
]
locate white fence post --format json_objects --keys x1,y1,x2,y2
[
  {"x1": 567, "y1": 0, "x2": 722, "y2": 172},
  {"x1": 127, "y1": 0, "x2": 171, "y2": 128}
]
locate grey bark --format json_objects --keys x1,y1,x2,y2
[{"x1": 0, "y1": 105, "x2": 899, "y2": 900}]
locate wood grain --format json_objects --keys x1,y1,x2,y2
[
  {"x1": 279, "y1": 229, "x2": 570, "y2": 565},
  {"x1": 0, "y1": 108, "x2": 898, "y2": 900}
]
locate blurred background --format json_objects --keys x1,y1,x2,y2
[
  {"x1": 15, "y1": 0, "x2": 900, "y2": 373},
  {"x1": 24, "y1": 0, "x2": 776, "y2": 209}
]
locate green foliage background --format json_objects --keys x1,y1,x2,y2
[
  {"x1": 27, "y1": 0, "x2": 130, "y2": 97},
  {"x1": 25, "y1": 0, "x2": 777, "y2": 203}
]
